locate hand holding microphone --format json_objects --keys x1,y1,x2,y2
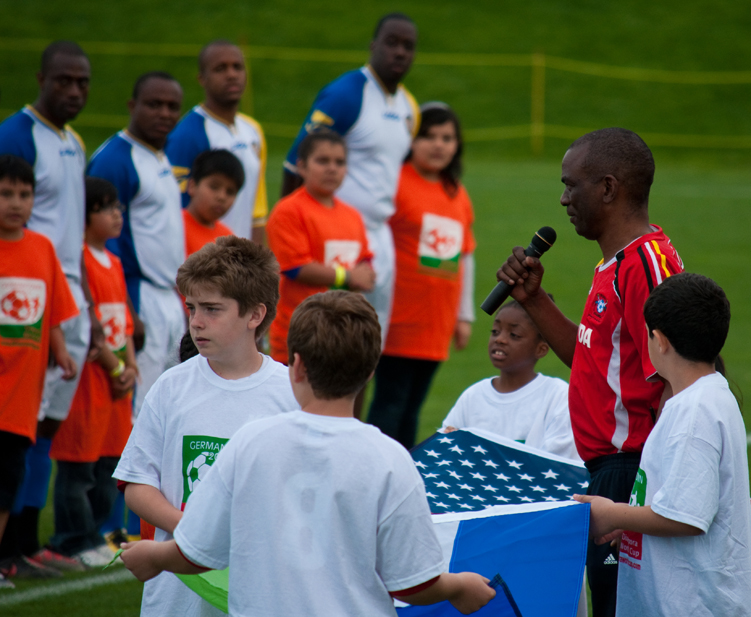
[{"x1": 481, "y1": 227, "x2": 557, "y2": 315}]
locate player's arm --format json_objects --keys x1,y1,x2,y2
[
  {"x1": 120, "y1": 539, "x2": 207, "y2": 582},
  {"x1": 454, "y1": 252, "x2": 476, "y2": 350},
  {"x1": 294, "y1": 261, "x2": 375, "y2": 291},
  {"x1": 574, "y1": 495, "x2": 703, "y2": 544},
  {"x1": 49, "y1": 325, "x2": 77, "y2": 380},
  {"x1": 496, "y1": 246, "x2": 577, "y2": 367},
  {"x1": 393, "y1": 572, "x2": 495, "y2": 615},
  {"x1": 124, "y1": 483, "x2": 182, "y2": 534}
]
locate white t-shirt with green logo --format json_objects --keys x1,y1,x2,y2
[
  {"x1": 114, "y1": 354, "x2": 299, "y2": 617},
  {"x1": 616, "y1": 372, "x2": 751, "y2": 616},
  {"x1": 174, "y1": 410, "x2": 445, "y2": 617}
]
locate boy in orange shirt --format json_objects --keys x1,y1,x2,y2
[
  {"x1": 182, "y1": 149, "x2": 242, "y2": 257},
  {"x1": 266, "y1": 131, "x2": 375, "y2": 363},
  {"x1": 0, "y1": 155, "x2": 78, "y2": 588},
  {"x1": 49, "y1": 177, "x2": 138, "y2": 568}
]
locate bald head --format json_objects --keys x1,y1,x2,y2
[
  {"x1": 568, "y1": 128, "x2": 655, "y2": 208},
  {"x1": 198, "y1": 40, "x2": 239, "y2": 74}
]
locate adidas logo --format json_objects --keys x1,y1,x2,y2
[{"x1": 603, "y1": 554, "x2": 618, "y2": 565}]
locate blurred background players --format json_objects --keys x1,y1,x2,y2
[
  {"x1": 0, "y1": 41, "x2": 105, "y2": 574},
  {"x1": 88, "y1": 72, "x2": 185, "y2": 417},
  {"x1": 367, "y1": 103, "x2": 475, "y2": 449},
  {"x1": 282, "y1": 13, "x2": 419, "y2": 341},
  {"x1": 49, "y1": 177, "x2": 137, "y2": 568},
  {"x1": 183, "y1": 149, "x2": 242, "y2": 258},
  {"x1": 267, "y1": 131, "x2": 374, "y2": 364},
  {"x1": 167, "y1": 40, "x2": 267, "y2": 244}
]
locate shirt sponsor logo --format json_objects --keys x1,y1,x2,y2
[
  {"x1": 577, "y1": 323, "x2": 592, "y2": 348},
  {"x1": 158, "y1": 167, "x2": 173, "y2": 178},
  {"x1": 324, "y1": 240, "x2": 361, "y2": 270},
  {"x1": 418, "y1": 213, "x2": 463, "y2": 277},
  {"x1": 620, "y1": 467, "x2": 646, "y2": 569},
  {"x1": 59, "y1": 147, "x2": 78, "y2": 157},
  {"x1": 98, "y1": 302, "x2": 127, "y2": 353},
  {"x1": 0, "y1": 277, "x2": 46, "y2": 348},
  {"x1": 181, "y1": 435, "x2": 229, "y2": 506},
  {"x1": 383, "y1": 111, "x2": 401, "y2": 121}
]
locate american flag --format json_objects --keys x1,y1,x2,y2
[{"x1": 411, "y1": 428, "x2": 590, "y2": 513}]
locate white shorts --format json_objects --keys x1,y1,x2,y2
[
  {"x1": 363, "y1": 222, "x2": 395, "y2": 345},
  {"x1": 40, "y1": 279, "x2": 91, "y2": 422},
  {"x1": 135, "y1": 281, "x2": 186, "y2": 417}
]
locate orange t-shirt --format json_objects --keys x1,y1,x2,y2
[
  {"x1": 266, "y1": 187, "x2": 373, "y2": 363},
  {"x1": 0, "y1": 230, "x2": 78, "y2": 441},
  {"x1": 51, "y1": 245, "x2": 134, "y2": 462},
  {"x1": 183, "y1": 209, "x2": 234, "y2": 257},
  {"x1": 384, "y1": 163, "x2": 476, "y2": 361}
]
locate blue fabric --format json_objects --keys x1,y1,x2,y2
[
  {"x1": 0, "y1": 109, "x2": 37, "y2": 166},
  {"x1": 100, "y1": 491, "x2": 126, "y2": 534},
  {"x1": 126, "y1": 507, "x2": 141, "y2": 536},
  {"x1": 396, "y1": 504, "x2": 590, "y2": 617},
  {"x1": 284, "y1": 68, "x2": 366, "y2": 170},
  {"x1": 87, "y1": 134, "x2": 144, "y2": 310},
  {"x1": 12, "y1": 437, "x2": 53, "y2": 512},
  {"x1": 165, "y1": 109, "x2": 211, "y2": 208}
]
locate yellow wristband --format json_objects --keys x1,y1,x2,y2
[
  {"x1": 110, "y1": 360, "x2": 125, "y2": 378},
  {"x1": 333, "y1": 265, "x2": 348, "y2": 289}
]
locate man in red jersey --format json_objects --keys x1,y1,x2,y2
[{"x1": 496, "y1": 128, "x2": 683, "y2": 617}]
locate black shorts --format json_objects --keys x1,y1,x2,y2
[{"x1": 0, "y1": 430, "x2": 32, "y2": 510}]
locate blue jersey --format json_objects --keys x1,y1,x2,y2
[
  {"x1": 0, "y1": 106, "x2": 86, "y2": 281},
  {"x1": 87, "y1": 131, "x2": 184, "y2": 310},
  {"x1": 166, "y1": 106, "x2": 267, "y2": 239},
  {"x1": 285, "y1": 66, "x2": 419, "y2": 227}
]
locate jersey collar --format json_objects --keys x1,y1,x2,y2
[
  {"x1": 364, "y1": 65, "x2": 397, "y2": 100},
  {"x1": 199, "y1": 104, "x2": 237, "y2": 131},
  {"x1": 24, "y1": 105, "x2": 68, "y2": 138},
  {"x1": 122, "y1": 129, "x2": 167, "y2": 159}
]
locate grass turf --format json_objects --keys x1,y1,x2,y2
[{"x1": 1, "y1": 0, "x2": 750, "y2": 614}]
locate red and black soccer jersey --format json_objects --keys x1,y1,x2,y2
[{"x1": 569, "y1": 226, "x2": 684, "y2": 462}]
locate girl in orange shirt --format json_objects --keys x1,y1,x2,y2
[{"x1": 367, "y1": 104, "x2": 475, "y2": 448}]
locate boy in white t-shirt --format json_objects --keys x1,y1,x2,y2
[
  {"x1": 113, "y1": 236, "x2": 298, "y2": 617},
  {"x1": 443, "y1": 300, "x2": 579, "y2": 461},
  {"x1": 576, "y1": 273, "x2": 751, "y2": 617},
  {"x1": 120, "y1": 290, "x2": 495, "y2": 617}
]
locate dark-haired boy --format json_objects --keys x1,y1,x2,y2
[
  {"x1": 114, "y1": 236, "x2": 297, "y2": 617},
  {"x1": 0, "y1": 155, "x2": 78, "y2": 587},
  {"x1": 183, "y1": 149, "x2": 243, "y2": 257},
  {"x1": 576, "y1": 273, "x2": 751, "y2": 616},
  {"x1": 121, "y1": 290, "x2": 495, "y2": 616}
]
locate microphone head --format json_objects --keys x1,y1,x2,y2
[{"x1": 529, "y1": 226, "x2": 557, "y2": 256}]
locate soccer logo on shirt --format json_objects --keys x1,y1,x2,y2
[{"x1": 0, "y1": 277, "x2": 46, "y2": 348}]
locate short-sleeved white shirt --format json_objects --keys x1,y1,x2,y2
[
  {"x1": 114, "y1": 354, "x2": 298, "y2": 617},
  {"x1": 616, "y1": 372, "x2": 751, "y2": 617},
  {"x1": 441, "y1": 374, "x2": 577, "y2": 459},
  {"x1": 174, "y1": 411, "x2": 445, "y2": 617}
]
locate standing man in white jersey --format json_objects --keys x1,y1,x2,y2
[
  {"x1": 0, "y1": 41, "x2": 106, "y2": 574},
  {"x1": 88, "y1": 72, "x2": 186, "y2": 418},
  {"x1": 282, "y1": 13, "x2": 419, "y2": 341},
  {"x1": 167, "y1": 40, "x2": 267, "y2": 244}
]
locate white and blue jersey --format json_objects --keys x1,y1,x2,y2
[
  {"x1": 0, "y1": 105, "x2": 86, "y2": 282},
  {"x1": 87, "y1": 130, "x2": 185, "y2": 311},
  {"x1": 166, "y1": 106, "x2": 267, "y2": 239},
  {"x1": 285, "y1": 65, "x2": 419, "y2": 228}
]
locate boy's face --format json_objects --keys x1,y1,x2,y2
[
  {"x1": 185, "y1": 285, "x2": 259, "y2": 365},
  {"x1": 87, "y1": 199, "x2": 124, "y2": 242},
  {"x1": 297, "y1": 141, "x2": 347, "y2": 198},
  {"x1": 187, "y1": 173, "x2": 238, "y2": 226},
  {"x1": 0, "y1": 178, "x2": 34, "y2": 239},
  {"x1": 488, "y1": 305, "x2": 547, "y2": 373}
]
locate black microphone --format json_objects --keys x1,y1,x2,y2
[{"x1": 480, "y1": 226, "x2": 557, "y2": 315}]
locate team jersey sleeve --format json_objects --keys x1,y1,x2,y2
[
  {"x1": 241, "y1": 115, "x2": 269, "y2": 226},
  {"x1": 164, "y1": 112, "x2": 211, "y2": 209},
  {"x1": 460, "y1": 187, "x2": 476, "y2": 255},
  {"x1": 284, "y1": 70, "x2": 366, "y2": 174},
  {"x1": 0, "y1": 112, "x2": 36, "y2": 166},
  {"x1": 49, "y1": 246, "x2": 79, "y2": 327},
  {"x1": 266, "y1": 200, "x2": 314, "y2": 272},
  {"x1": 174, "y1": 436, "x2": 235, "y2": 570},
  {"x1": 112, "y1": 396, "x2": 166, "y2": 490}
]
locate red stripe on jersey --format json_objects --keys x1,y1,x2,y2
[{"x1": 569, "y1": 226, "x2": 683, "y2": 462}]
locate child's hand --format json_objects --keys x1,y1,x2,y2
[
  {"x1": 447, "y1": 572, "x2": 495, "y2": 614},
  {"x1": 119, "y1": 541, "x2": 164, "y2": 582},
  {"x1": 56, "y1": 351, "x2": 78, "y2": 381},
  {"x1": 443, "y1": 426, "x2": 458, "y2": 433},
  {"x1": 573, "y1": 494, "x2": 622, "y2": 543},
  {"x1": 347, "y1": 262, "x2": 376, "y2": 292},
  {"x1": 111, "y1": 366, "x2": 138, "y2": 399}
]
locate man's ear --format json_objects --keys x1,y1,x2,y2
[
  {"x1": 127, "y1": 98, "x2": 136, "y2": 114},
  {"x1": 601, "y1": 174, "x2": 619, "y2": 204},
  {"x1": 246, "y1": 304, "x2": 267, "y2": 331}
]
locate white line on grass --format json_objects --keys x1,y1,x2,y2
[{"x1": 0, "y1": 569, "x2": 135, "y2": 607}]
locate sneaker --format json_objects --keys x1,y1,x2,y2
[
  {"x1": 0, "y1": 573, "x2": 14, "y2": 590},
  {"x1": 1, "y1": 555, "x2": 62, "y2": 579},
  {"x1": 94, "y1": 543, "x2": 121, "y2": 565},
  {"x1": 104, "y1": 528, "x2": 128, "y2": 552},
  {"x1": 31, "y1": 548, "x2": 86, "y2": 573},
  {"x1": 75, "y1": 546, "x2": 117, "y2": 569}
]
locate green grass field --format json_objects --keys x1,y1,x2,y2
[{"x1": 1, "y1": 0, "x2": 750, "y2": 614}]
